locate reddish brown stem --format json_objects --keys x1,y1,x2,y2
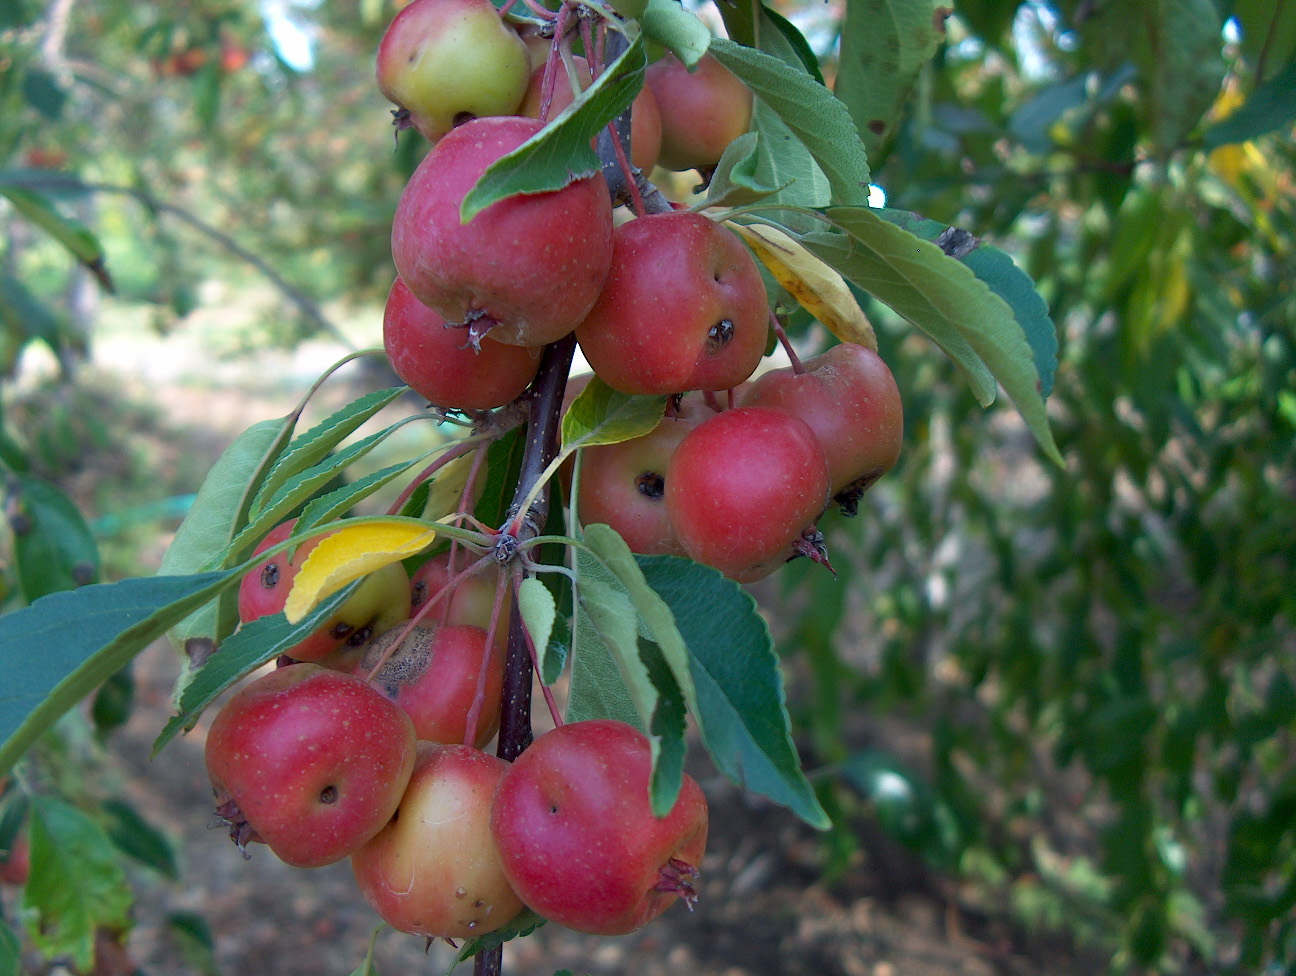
[{"x1": 770, "y1": 311, "x2": 804, "y2": 373}]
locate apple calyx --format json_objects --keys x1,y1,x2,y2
[
  {"x1": 792, "y1": 526, "x2": 835, "y2": 576},
  {"x1": 653, "y1": 856, "x2": 701, "y2": 910},
  {"x1": 212, "y1": 797, "x2": 260, "y2": 858}
]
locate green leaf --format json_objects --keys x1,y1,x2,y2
[
  {"x1": 703, "y1": 132, "x2": 790, "y2": 208},
  {"x1": 517, "y1": 576, "x2": 556, "y2": 674},
  {"x1": 1233, "y1": 0, "x2": 1296, "y2": 81},
  {"x1": 0, "y1": 919, "x2": 20, "y2": 976},
  {"x1": 640, "y1": 0, "x2": 711, "y2": 67},
  {"x1": 9, "y1": 475, "x2": 99, "y2": 602},
  {"x1": 742, "y1": 100, "x2": 831, "y2": 208},
  {"x1": 228, "y1": 421, "x2": 412, "y2": 565},
  {"x1": 0, "y1": 185, "x2": 112, "y2": 291},
  {"x1": 583, "y1": 525, "x2": 697, "y2": 716},
  {"x1": 21, "y1": 67, "x2": 67, "y2": 121},
  {"x1": 561, "y1": 374, "x2": 666, "y2": 452},
  {"x1": 152, "y1": 583, "x2": 359, "y2": 754},
  {"x1": 803, "y1": 207, "x2": 1062, "y2": 464},
  {"x1": 158, "y1": 417, "x2": 292, "y2": 646},
  {"x1": 449, "y1": 908, "x2": 545, "y2": 970},
  {"x1": 295, "y1": 453, "x2": 438, "y2": 532},
  {"x1": 568, "y1": 548, "x2": 656, "y2": 729},
  {"x1": 347, "y1": 923, "x2": 382, "y2": 976},
  {"x1": 709, "y1": 38, "x2": 870, "y2": 206},
  {"x1": 0, "y1": 272, "x2": 65, "y2": 348},
  {"x1": 23, "y1": 796, "x2": 132, "y2": 971},
  {"x1": 249, "y1": 386, "x2": 406, "y2": 522},
  {"x1": 875, "y1": 208, "x2": 1058, "y2": 397},
  {"x1": 166, "y1": 911, "x2": 221, "y2": 976},
  {"x1": 637, "y1": 555, "x2": 830, "y2": 829},
  {"x1": 102, "y1": 799, "x2": 178, "y2": 879},
  {"x1": 833, "y1": 0, "x2": 949, "y2": 156},
  {"x1": 0, "y1": 571, "x2": 237, "y2": 777},
  {"x1": 462, "y1": 36, "x2": 646, "y2": 222},
  {"x1": 1202, "y1": 57, "x2": 1296, "y2": 148},
  {"x1": 638, "y1": 636, "x2": 687, "y2": 816},
  {"x1": 717, "y1": 1, "x2": 824, "y2": 83},
  {"x1": 473, "y1": 426, "x2": 527, "y2": 531}
]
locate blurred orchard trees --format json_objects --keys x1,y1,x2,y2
[{"x1": 2, "y1": 0, "x2": 1295, "y2": 973}]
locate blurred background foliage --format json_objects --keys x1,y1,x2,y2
[{"x1": 0, "y1": 0, "x2": 1294, "y2": 973}]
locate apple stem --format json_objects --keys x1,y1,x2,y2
[
  {"x1": 770, "y1": 311, "x2": 805, "y2": 373},
  {"x1": 654, "y1": 857, "x2": 701, "y2": 910}
]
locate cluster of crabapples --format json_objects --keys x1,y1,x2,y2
[
  {"x1": 202, "y1": 0, "x2": 904, "y2": 949},
  {"x1": 208, "y1": 531, "x2": 707, "y2": 939}
]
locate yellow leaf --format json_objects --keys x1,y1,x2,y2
[
  {"x1": 727, "y1": 221, "x2": 877, "y2": 351},
  {"x1": 419, "y1": 450, "x2": 478, "y2": 524},
  {"x1": 284, "y1": 519, "x2": 437, "y2": 623}
]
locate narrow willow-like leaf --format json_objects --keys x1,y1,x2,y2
[
  {"x1": 153, "y1": 584, "x2": 357, "y2": 753},
  {"x1": 461, "y1": 35, "x2": 646, "y2": 222},
  {"x1": 0, "y1": 571, "x2": 236, "y2": 777},
  {"x1": 708, "y1": 38, "x2": 870, "y2": 206},
  {"x1": 102, "y1": 799, "x2": 179, "y2": 879},
  {"x1": 158, "y1": 416, "x2": 292, "y2": 646},
  {"x1": 249, "y1": 386, "x2": 406, "y2": 520},
  {"x1": 834, "y1": 0, "x2": 948, "y2": 156},
  {"x1": 295, "y1": 450, "x2": 444, "y2": 534},
  {"x1": 0, "y1": 185, "x2": 111, "y2": 290},
  {"x1": 10, "y1": 475, "x2": 99, "y2": 602},
  {"x1": 637, "y1": 555, "x2": 830, "y2": 829},
  {"x1": 560, "y1": 374, "x2": 666, "y2": 452},
  {"x1": 809, "y1": 206, "x2": 1062, "y2": 464},
  {"x1": 228, "y1": 422, "x2": 411, "y2": 563}
]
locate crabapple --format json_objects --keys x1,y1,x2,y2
[
  {"x1": 574, "y1": 212, "x2": 769, "y2": 395},
  {"x1": 491, "y1": 719, "x2": 708, "y2": 936},
  {"x1": 519, "y1": 55, "x2": 663, "y2": 172},
  {"x1": 383, "y1": 276, "x2": 541, "y2": 411},
  {"x1": 204, "y1": 663, "x2": 417, "y2": 868},
  {"x1": 665, "y1": 406, "x2": 830, "y2": 582},
  {"x1": 349, "y1": 624, "x2": 504, "y2": 748},
  {"x1": 391, "y1": 115, "x2": 614, "y2": 348},
  {"x1": 645, "y1": 53, "x2": 753, "y2": 172},
  {"x1": 409, "y1": 551, "x2": 509, "y2": 652},
  {"x1": 237, "y1": 519, "x2": 411, "y2": 663},
  {"x1": 739, "y1": 342, "x2": 903, "y2": 505},
  {"x1": 352, "y1": 743, "x2": 524, "y2": 940},
  {"x1": 375, "y1": 0, "x2": 531, "y2": 143},
  {"x1": 574, "y1": 400, "x2": 709, "y2": 555}
]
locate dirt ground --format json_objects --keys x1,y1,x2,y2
[{"x1": 23, "y1": 312, "x2": 1098, "y2": 976}]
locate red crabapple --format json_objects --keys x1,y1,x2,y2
[
  {"x1": 739, "y1": 342, "x2": 903, "y2": 504},
  {"x1": 574, "y1": 212, "x2": 769, "y2": 395},
  {"x1": 383, "y1": 276, "x2": 541, "y2": 411},
  {"x1": 665, "y1": 406, "x2": 830, "y2": 582},
  {"x1": 391, "y1": 116, "x2": 614, "y2": 348},
  {"x1": 491, "y1": 719, "x2": 708, "y2": 936},
  {"x1": 645, "y1": 53, "x2": 753, "y2": 173},
  {"x1": 204, "y1": 663, "x2": 417, "y2": 868}
]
